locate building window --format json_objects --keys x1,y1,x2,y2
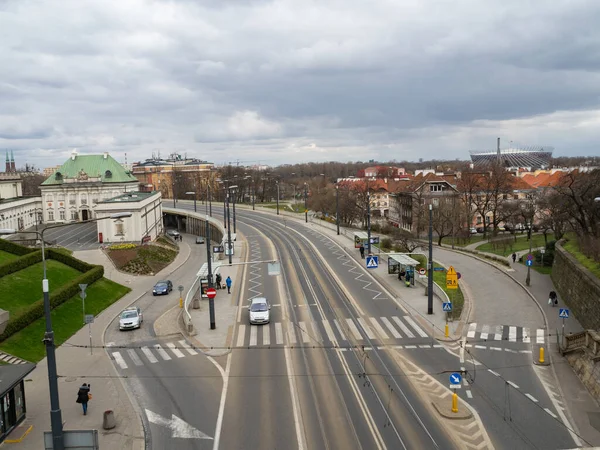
[
  {"x1": 59, "y1": 210, "x2": 65, "y2": 221},
  {"x1": 432, "y1": 198, "x2": 439, "y2": 206},
  {"x1": 69, "y1": 196, "x2": 76, "y2": 205},
  {"x1": 115, "y1": 221, "x2": 124, "y2": 236},
  {"x1": 58, "y1": 194, "x2": 65, "y2": 203},
  {"x1": 476, "y1": 216, "x2": 482, "y2": 225},
  {"x1": 92, "y1": 197, "x2": 98, "y2": 204},
  {"x1": 430, "y1": 184, "x2": 444, "y2": 192},
  {"x1": 81, "y1": 195, "x2": 87, "y2": 205},
  {"x1": 48, "y1": 210, "x2": 54, "y2": 221},
  {"x1": 71, "y1": 211, "x2": 78, "y2": 220}
]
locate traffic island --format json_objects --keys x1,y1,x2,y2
[
  {"x1": 533, "y1": 343, "x2": 551, "y2": 366},
  {"x1": 431, "y1": 398, "x2": 473, "y2": 420}
]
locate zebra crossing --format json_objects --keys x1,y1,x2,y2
[
  {"x1": 111, "y1": 341, "x2": 194, "y2": 370},
  {"x1": 236, "y1": 315, "x2": 429, "y2": 348},
  {"x1": 466, "y1": 323, "x2": 546, "y2": 344}
]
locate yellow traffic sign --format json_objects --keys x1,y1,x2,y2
[{"x1": 446, "y1": 265, "x2": 458, "y2": 290}]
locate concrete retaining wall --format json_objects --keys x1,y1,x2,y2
[{"x1": 552, "y1": 241, "x2": 600, "y2": 330}]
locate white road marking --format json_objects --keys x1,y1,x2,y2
[
  {"x1": 494, "y1": 325, "x2": 503, "y2": 340},
  {"x1": 112, "y1": 352, "x2": 128, "y2": 369},
  {"x1": 167, "y1": 343, "x2": 185, "y2": 358},
  {"x1": 419, "y1": 344, "x2": 431, "y2": 349},
  {"x1": 322, "y1": 320, "x2": 336, "y2": 343},
  {"x1": 537, "y1": 329, "x2": 545, "y2": 344},
  {"x1": 127, "y1": 349, "x2": 143, "y2": 366},
  {"x1": 475, "y1": 345, "x2": 486, "y2": 349},
  {"x1": 333, "y1": 319, "x2": 347, "y2": 341},
  {"x1": 381, "y1": 317, "x2": 401, "y2": 338},
  {"x1": 287, "y1": 324, "x2": 297, "y2": 345},
  {"x1": 370, "y1": 317, "x2": 389, "y2": 340},
  {"x1": 525, "y1": 394, "x2": 538, "y2": 402},
  {"x1": 467, "y1": 323, "x2": 477, "y2": 338},
  {"x1": 490, "y1": 347, "x2": 503, "y2": 351},
  {"x1": 480, "y1": 325, "x2": 489, "y2": 340},
  {"x1": 488, "y1": 369, "x2": 500, "y2": 377},
  {"x1": 236, "y1": 325, "x2": 246, "y2": 347},
  {"x1": 310, "y1": 321, "x2": 322, "y2": 342},
  {"x1": 522, "y1": 328, "x2": 530, "y2": 343},
  {"x1": 299, "y1": 321, "x2": 311, "y2": 343},
  {"x1": 520, "y1": 350, "x2": 532, "y2": 354},
  {"x1": 263, "y1": 325, "x2": 271, "y2": 346},
  {"x1": 357, "y1": 318, "x2": 376, "y2": 339},
  {"x1": 392, "y1": 316, "x2": 414, "y2": 338},
  {"x1": 179, "y1": 340, "x2": 198, "y2": 355},
  {"x1": 507, "y1": 381, "x2": 519, "y2": 389},
  {"x1": 466, "y1": 390, "x2": 473, "y2": 399},
  {"x1": 141, "y1": 347, "x2": 158, "y2": 363},
  {"x1": 404, "y1": 316, "x2": 428, "y2": 338},
  {"x1": 346, "y1": 318, "x2": 363, "y2": 340},
  {"x1": 509, "y1": 326, "x2": 517, "y2": 342},
  {"x1": 154, "y1": 344, "x2": 172, "y2": 361},
  {"x1": 275, "y1": 322, "x2": 284, "y2": 345},
  {"x1": 404, "y1": 345, "x2": 417, "y2": 349},
  {"x1": 544, "y1": 408, "x2": 558, "y2": 419},
  {"x1": 210, "y1": 353, "x2": 232, "y2": 449},
  {"x1": 249, "y1": 326, "x2": 257, "y2": 346}
]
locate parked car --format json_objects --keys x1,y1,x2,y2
[
  {"x1": 195, "y1": 236, "x2": 205, "y2": 244},
  {"x1": 166, "y1": 230, "x2": 180, "y2": 238},
  {"x1": 119, "y1": 306, "x2": 143, "y2": 331},
  {"x1": 248, "y1": 297, "x2": 271, "y2": 325},
  {"x1": 153, "y1": 280, "x2": 173, "y2": 295},
  {"x1": 469, "y1": 227, "x2": 478, "y2": 235}
]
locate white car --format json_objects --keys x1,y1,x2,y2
[
  {"x1": 249, "y1": 297, "x2": 271, "y2": 325},
  {"x1": 119, "y1": 307, "x2": 143, "y2": 331}
]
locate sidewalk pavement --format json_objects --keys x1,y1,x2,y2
[
  {"x1": 6, "y1": 239, "x2": 192, "y2": 449},
  {"x1": 186, "y1": 236, "x2": 247, "y2": 356}
]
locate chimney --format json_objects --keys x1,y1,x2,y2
[
  {"x1": 103, "y1": 152, "x2": 108, "y2": 159},
  {"x1": 71, "y1": 149, "x2": 77, "y2": 161}
]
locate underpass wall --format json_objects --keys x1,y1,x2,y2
[{"x1": 552, "y1": 241, "x2": 600, "y2": 330}]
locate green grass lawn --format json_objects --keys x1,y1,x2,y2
[
  {"x1": 0, "y1": 250, "x2": 17, "y2": 264},
  {"x1": 440, "y1": 235, "x2": 486, "y2": 247},
  {"x1": 0, "y1": 260, "x2": 81, "y2": 316},
  {"x1": 0, "y1": 278, "x2": 131, "y2": 362},
  {"x1": 562, "y1": 239, "x2": 600, "y2": 278},
  {"x1": 476, "y1": 234, "x2": 548, "y2": 257}
]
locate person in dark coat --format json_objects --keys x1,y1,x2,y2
[
  {"x1": 215, "y1": 273, "x2": 222, "y2": 290},
  {"x1": 76, "y1": 383, "x2": 91, "y2": 415},
  {"x1": 512, "y1": 253, "x2": 517, "y2": 263},
  {"x1": 359, "y1": 244, "x2": 365, "y2": 259}
]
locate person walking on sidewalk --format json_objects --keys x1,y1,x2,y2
[
  {"x1": 76, "y1": 383, "x2": 91, "y2": 415},
  {"x1": 359, "y1": 244, "x2": 365, "y2": 259},
  {"x1": 215, "y1": 273, "x2": 222, "y2": 290},
  {"x1": 549, "y1": 290, "x2": 558, "y2": 307},
  {"x1": 226, "y1": 276, "x2": 232, "y2": 294},
  {"x1": 512, "y1": 252, "x2": 517, "y2": 263}
]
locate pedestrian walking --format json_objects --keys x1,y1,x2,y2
[
  {"x1": 215, "y1": 273, "x2": 222, "y2": 290},
  {"x1": 548, "y1": 291, "x2": 558, "y2": 307},
  {"x1": 76, "y1": 383, "x2": 91, "y2": 415},
  {"x1": 359, "y1": 244, "x2": 365, "y2": 259},
  {"x1": 404, "y1": 272, "x2": 411, "y2": 288},
  {"x1": 226, "y1": 276, "x2": 232, "y2": 294},
  {"x1": 512, "y1": 253, "x2": 517, "y2": 263}
]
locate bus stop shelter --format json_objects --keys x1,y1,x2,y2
[{"x1": 388, "y1": 254, "x2": 421, "y2": 286}]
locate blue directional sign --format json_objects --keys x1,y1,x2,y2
[
  {"x1": 450, "y1": 372, "x2": 462, "y2": 385},
  {"x1": 559, "y1": 308, "x2": 570, "y2": 319},
  {"x1": 366, "y1": 255, "x2": 379, "y2": 269},
  {"x1": 442, "y1": 302, "x2": 452, "y2": 312},
  {"x1": 433, "y1": 267, "x2": 444, "y2": 272},
  {"x1": 526, "y1": 259, "x2": 533, "y2": 267}
]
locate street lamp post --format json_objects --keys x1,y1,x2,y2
[
  {"x1": 427, "y1": 204, "x2": 434, "y2": 315},
  {"x1": 276, "y1": 181, "x2": 280, "y2": 215},
  {"x1": 20, "y1": 212, "x2": 132, "y2": 450},
  {"x1": 304, "y1": 183, "x2": 308, "y2": 223},
  {"x1": 231, "y1": 186, "x2": 238, "y2": 234},
  {"x1": 366, "y1": 191, "x2": 372, "y2": 255},
  {"x1": 205, "y1": 217, "x2": 215, "y2": 329},
  {"x1": 336, "y1": 185, "x2": 340, "y2": 235},
  {"x1": 252, "y1": 181, "x2": 256, "y2": 211},
  {"x1": 185, "y1": 191, "x2": 196, "y2": 213},
  {"x1": 226, "y1": 191, "x2": 233, "y2": 265}
]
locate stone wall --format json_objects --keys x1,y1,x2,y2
[{"x1": 552, "y1": 241, "x2": 600, "y2": 330}]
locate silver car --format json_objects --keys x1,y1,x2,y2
[
  {"x1": 249, "y1": 297, "x2": 271, "y2": 325},
  {"x1": 119, "y1": 307, "x2": 143, "y2": 331}
]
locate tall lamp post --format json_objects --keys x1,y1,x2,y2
[
  {"x1": 230, "y1": 185, "x2": 238, "y2": 233},
  {"x1": 304, "y1": 183, "x2": 308, "y2": 223},
  {"x1": 20, "y1": 212, "x2": 132, "y2": 450},
  {"x1": 185, "y1": 191, "x2": 197, "y2": 212},
  {"x1": 336, "y1": 185, "x2": 340, "y2": 235},
  {"x1": 427, "y1": 204, "x2": 434, "y2": 314},
  {"x1": 226, "y1": 188, "x2": 233, "y2": 264},
  {"x1": 276, "y1": 181, "x2": 280, "y2": 215},
  {"x1": 205, "y1": 216, "x2": 215, "y2": 329},
  {"x1": 366, "y1": 191, "x2": 372, "y2": 255}
]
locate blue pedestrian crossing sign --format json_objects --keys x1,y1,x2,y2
[
  {"x1": 442, "y1": 302, "x2": 452, "y2": 312},
  {"x1": 366, "y1": 255, "x2": 379, "y2": 269},
  {"x1": 559, "y1": 308, "x2": 569, "y2": 319},
  {"x1": 450, "y1": 372, "x2": 462, "y2": 385}
]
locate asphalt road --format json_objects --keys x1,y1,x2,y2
[{"x1": 15, "y1": 221, "x2": 100, "y2": 250}]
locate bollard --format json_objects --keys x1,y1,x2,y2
[
  {"x1": 445, "y1": 323, "x2": 449, "y2": 338},
  {"x1": 179, "y1": 297, "x2": 183, "y2": 308},
  {"x1": 103, "y1": 410, "x2": 116, "y2": 430},
  {"x1": 539, "y1": 347, "x2": 545, "y2": 364},
  {"x1": 451, "y1": 392, "x2": 458, "y2": 413}
]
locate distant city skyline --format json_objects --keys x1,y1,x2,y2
[{"x1": 2, "y1": 1, "x2": 600, "y2": 169}]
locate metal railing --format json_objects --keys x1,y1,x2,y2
[{"x1": 183, "y1": 275, "x2": 201, "y2": 334}]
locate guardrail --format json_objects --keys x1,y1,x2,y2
[{"x1": 183, "y1": 274, "x2": 201, "y2": 334}]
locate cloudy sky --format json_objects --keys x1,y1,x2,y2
[{"x1": 1, "y1": 0, "x2": 599, "y2": 169}]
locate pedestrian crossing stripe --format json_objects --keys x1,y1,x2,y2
[{"x1": 466, "y1": 323, "x2": 545, "y2": 344}]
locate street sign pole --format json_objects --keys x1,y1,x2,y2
[
  {"x1": 427, "y1": 204, "x2": 433, "y2": 315},
  {"x1": 79, "y1": 284, "x2": 88, "y2": 325},
  {"x1": 205, "y1": 218, "x2": 215, "y2": 330}
]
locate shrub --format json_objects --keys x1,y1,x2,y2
[
  {"x1": 370, "y1": 223, "x2": 381, "y2": 233},
  {"x1": 0, "y1": 250, "x2": 42, "y2": 278},
  {"x1": 109, "y1": 243, "x2": 138, "y2": 250},
  {"x1": 0, "y1": 239, "x2": 37, "y2": 256},
  {"x1": 535, "y1": 240, "x2": 556, "y2": 267},
  {"x1": 0, "y1": 265, "x2": 104, "y2": 341},
  {"x1": 46, "y1": 248, "x2": 93, "y2": 272},
  {"x1": 380, "y1": 237, "x2": 393, "y2": 250}
]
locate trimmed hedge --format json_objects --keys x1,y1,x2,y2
[
  {"x1": 0, "y1": 238, "x2": 37, "y2": 256},
  {"x1": 0, "y1": 250, "x2": 42, "y2": 278},
  {"x1": 0, "y1": 265, "x2": 104, "y2": 341},
  {"x1": 46, "y1": 248, "x2": 94, "y2": 272}
]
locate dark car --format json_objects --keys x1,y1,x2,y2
[{"x1": 153, "y1": 280, "x2": 173, "y2": 296}]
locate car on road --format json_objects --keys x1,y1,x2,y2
[
  {"x1": 469, "y1": 227, "x2": 478, "y2": 234},
  {"x1": 166, "y1": 230, "x2": 180, "y2": 238},
  {"x1": 153, "y1": 280, "x2": 173, "y2": 295},
  {"x1": 119, "y1": 306, "x2": 143, "y2": 330},
  {"x1": 248, "y1": 297, "x2": 271, "y2": 325},
  {"x1": 195, "y1": 236, "x2": 205, "y2": 244}
]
